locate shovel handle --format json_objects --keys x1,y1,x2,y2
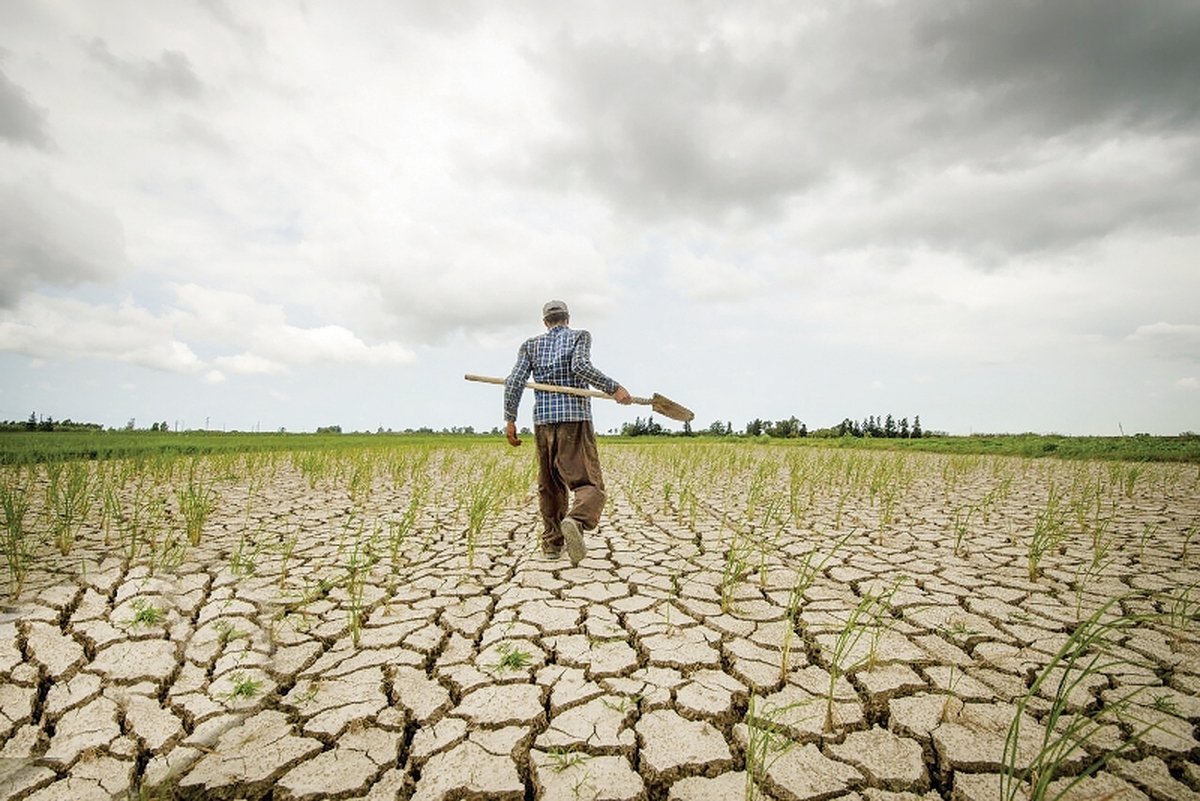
[{"x1": 464, "y1": 374, "x2": 650, "y2": 405}]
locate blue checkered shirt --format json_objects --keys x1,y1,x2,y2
[{"x1": 504, "y1": 325, "x2": 620, "y2": 425}]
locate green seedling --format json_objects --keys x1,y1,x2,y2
[
  {"x1": 388, "y1": 492, "x2": 421, "y2": 572},
  {"x1": 940, "y1": 665, "x2": 965, "y2": 722},
  {"x1": 780, "y1": 532, "x2": 852, "y2": 682},
  {"x1": 834, "y1": 486, "x2": 853, "y2": 530},
  {"x1": 223, "y1": 671, "x2": 263, "y2": 700},
  {"x1": 743, "y1": 694, "x2": 804, "y2": 801},
  {"x1": 1122, "y1": 464, "x2": 1143, "y2": 497},
  {"x1": 570, "y1": 770, "x2": 594, "y2": 800},
  {"x1": 278, "y1": 531, "x2": 298, "y2": 585},
  {"x1": 940, "y1": 617, "x2": 982, "y2": 642},
  {"x1": 346, "y1": 451, "x2": 375, "y2": 505},
  {"x1": 177, "y1": 461, "x2": 218, "y2": 546},
  {"x1": 754, "y1": 494, "x2": 791, "y2": 588},
  {"x1": 147, "y1": 523, "x2": 188, "y2": 576},
  {"x1": 46, "y1": 460, "x2": 95, "y2": 555},
  {"x1": 464, "y1": 479, "x2": 498, "y2": 569},
  {"x1": 1028, "y1": 484, "x2": 1067, "y2": 581},
  {"x1": 294, "y1": 450, "x2": 333, "y2": 489},
  {"x1": 719, "y1": 527, "x2": 756, "y2": 614},
  {"x1": 1162, "y1": 582, "x2": 1199, "y2": 649},
  {"x1": 1137, "y1": 521, "x2": 1160, "y2": 563},
  {"x1": 952, "y1": 505, "x2": 973, "y2": 557},
  {"x1": 547, "y1": 748, "x2": 588, "y2": 773},
  {"x1": 1150, "y1": 693, "x2": 1179, "y2": 714},
  {"x1": 0, "y1": 468, "x2": 35, "y2": 599},
  {"x1": 115, "y1": 474, "x2": 170, "y2": 568},
  {"x1": 601, "y1": 694, "x2": 641, "y2": 714},
  {"x1": 1001, "y1": 595, "x2": 1163, "y2": 801},
  {"x1": 294, "y1": 681, "x2": 321, "y2": 704},
  {"x1": 128, "y1": 599, "x2": 165, "y2": 627},
  {"x1": 215, "y1": 619, "x2": 247, "y2": 645},
  {"x1": 487, "y1": 640, "x2": 532, "y2": 672},
  {"x1": 230, "y1": 527, "x2": 266, "y2": 576},
  {"x1": 822, "y1": 579, "x2": 903, "y2": 733},
  {"x1": 341, "y1": 521, "x2": 380, "y2": 647}
]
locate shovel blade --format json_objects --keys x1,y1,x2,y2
[{"x1": 651, "y1": 393, "x2": 695, "y2": 423}]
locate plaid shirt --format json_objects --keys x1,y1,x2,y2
[{"x1": 504, "y1": 325, "x2": 620, "y2": 424}]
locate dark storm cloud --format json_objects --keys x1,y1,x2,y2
[
  {"x1": 86, "y1": 39, "x2": 203, "y2": 101},
  {"x1": 523, "y1": 28, "x2": 827, "y2": 221},
  {"x1": 0, "y1": 181, "x2": 125, "y2": 308},
  {"x1": 519, "y1": 1, "x2": 1200, "y2": 254},
  {"x1": 913, "y1": 0, "x2": 1200, "y2": 137},
  {"x1": 0, "y1": 65, "x2": 54, "y2": 150}
]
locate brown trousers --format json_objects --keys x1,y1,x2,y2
[{"x1": 534, "y1": 421, "x2": 606, "y2": 548}]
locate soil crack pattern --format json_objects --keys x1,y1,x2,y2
[{"x1": 1, "y1": 444, "x2": 1198, "y2": 800}]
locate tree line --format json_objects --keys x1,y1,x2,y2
[
  {"x1": 621, "y1": 414, "x2": 924, "y2": 439},
  {"x1": 0, "y1": 413, "x2": 105, "y2": 433}
]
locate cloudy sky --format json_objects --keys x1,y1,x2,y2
[{"x1": 2, "y1": 1, "x2": 1198, "y2": 436}]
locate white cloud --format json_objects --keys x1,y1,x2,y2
[
  {"x1": 175, "y1": 282, "x2": 416, "y2": 369},
  {"x1": 663, "y1": 250, "x2": 765, "y2": 302},
  {"x1": 260, "y1": 325, "x2": 416, "y2": 368},
  {"x1": 0, "y1": 295, "x2": 201, "y2": 373},
  {"x1": 0, "y1": 176, "x2": 127, "y2": 307},
  {"x1": 0, "y1": 62, "x2": 55, "y2": 149},
  {"x1": 0, "y1": 287, "x2": 415, "y2": 379},
  {"x1": 213, "y1": 352, "x2": 286, "y2": 376},
  {"x1": 1128, "y1": 322, "x2": 1200, "y2": 363}
]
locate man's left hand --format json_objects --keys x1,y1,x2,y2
[{"x1": 612, "y1": 386, "x2": 633, "y2": 405}]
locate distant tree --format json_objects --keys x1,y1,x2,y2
[
  {"x1": 912, "y1": 415, "x2": 923, "y2": 438},
  {"x1": 899, "y1": 417, "x2": 910, "y2": 439},
  {"x1": 704, "y1": 420, "x2": 727, "y2": 436},
  {"x1": 26, "y1": 412, "x2": 37, "y2": 431},
  {"x1": 746, "y1": 419, "x2": 765, "y2": 437},
  {"x1": 884, "y1": 414, "x2": 897, "y2": 438},
  {"x1": 621, "y1": 416, "x2": 664, "y2": 437},
  {"x1": 767, "y1": 416, "x2": 802, "y2": 438}
]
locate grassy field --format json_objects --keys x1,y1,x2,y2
[{"x1": 2, "y1": 428, "x2": 1198, "y2": 465}]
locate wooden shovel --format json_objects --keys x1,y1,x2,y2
[{"x1": 464, "y1": 374, "x2": 694, "y2": 422}]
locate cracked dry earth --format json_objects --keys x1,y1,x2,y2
[{"x1": 1, "y1": 444, "x2": 1199, "y2": 801}]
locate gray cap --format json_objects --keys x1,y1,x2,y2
[{"x1": 542, "y1": 299, "x2": 569, "y2": 319}]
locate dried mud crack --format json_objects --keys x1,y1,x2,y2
[{"x1": 1, "y1": 444, "x2": 1199, "y2": 800}]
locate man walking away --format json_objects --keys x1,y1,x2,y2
[{"x1": 504, "y1": 300, "x2": 632, "y2": 565}]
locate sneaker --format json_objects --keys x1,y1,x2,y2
[{"x1": 561, "y1": 517, "x2": 585, "y2": 566}]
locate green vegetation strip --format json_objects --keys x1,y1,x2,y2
[
  {"x1": 611, "y1": 433, "x2": 1200, "y2": 463},
  {"x1": 2, "y1": 430, "x2": 1198, "y2": 465},
  {"x1": 0, "y1": 431, "x2": 457, "y2": 465}
]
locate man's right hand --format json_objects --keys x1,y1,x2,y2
[{"x1": 505, "y1": 421, "x2": 521, "y2": 447}]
